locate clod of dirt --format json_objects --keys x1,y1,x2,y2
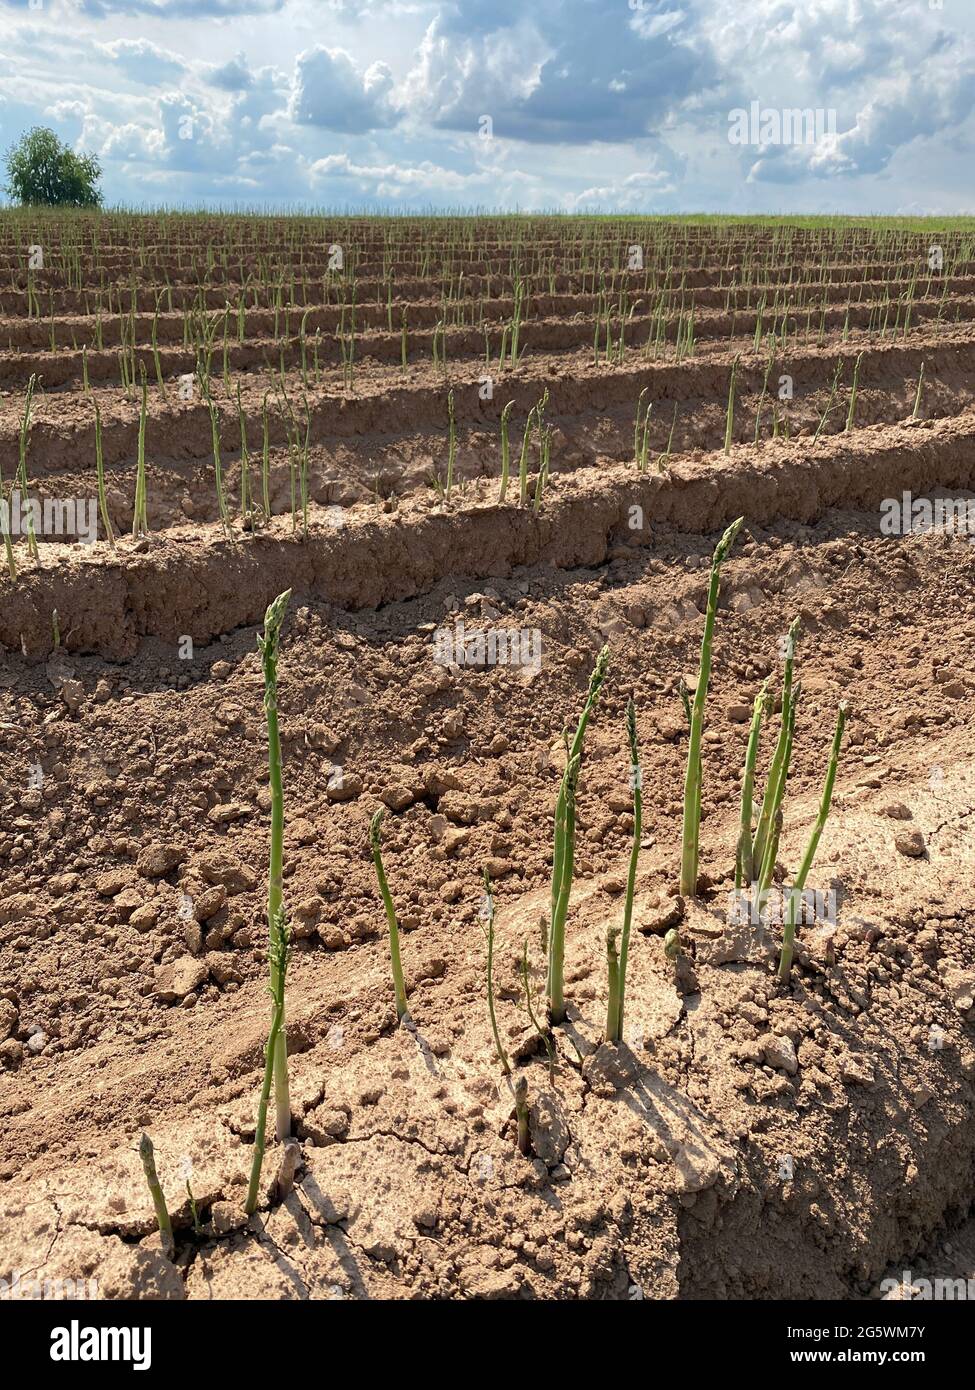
[
  {"x1": 155, "y1": 957, "x2": 209, "y2": 1003},
  {"x1": 137, "y1": 843, "x2": 184, "y2": 879},
  {"x1": 527, "y1": 1089, "x2": 570, "y2": 1167},
  {"x1": 895, "y1": 827, "x2": 927, "y2": 857},
  {"x1": 759, "y1": 1034, "x2": 799, "y2": 1075}
]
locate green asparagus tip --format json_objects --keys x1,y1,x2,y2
[
  {"x1": 714, "y1": 515, "x2": 745, "y2": 564},
  {"x1": 589, "y1": 644, "x2": 611, "y2": 695},
  {"x1": 262, "y1": 588, "x2": 292, "y2": 634}
]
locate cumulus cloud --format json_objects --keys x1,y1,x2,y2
[
  {"x1": 568, "y1": 165, "x2": 680, "y2": 211},
  {"x1": 308, "y1": 152, "x2": 487, "y2": 197},
  {"x1": 99, "y1": 38, "x2": 186, "y2": 85},
  {"x1": 290, "y1": 46, "x2": 398, "y2": 132},
  {"x1": 0, "y1": 0, "x2": 972, "y2": 211},
  {"x1": 738, "y1": 24, "x2": 975, "y2": 181},
  {"x1": 207, "y1": 53, "x2": 254, "y2": 91},
  {"x1": 400, "y1": 1, "x2": 716, "y2": 144}
]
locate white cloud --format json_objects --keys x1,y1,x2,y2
[
  {"x1": 568, "y1": 168, "x2": 677, "y2": 210},
  {"x1": 290, "y1": 47, "x2": 398, "y2": 131},
  {"x1": 308, "y1": 152, "x2": 491, "y2": 198},
  {"x1": 0, "y1": 0, "x2": 972, "y2": 210},
  {"x1": 99, "y1": 37, "x2": 186, "y2": 84}
]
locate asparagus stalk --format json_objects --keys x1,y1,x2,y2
[
  {"x1": 723, "y1": 356, "x2": 739, "y2": 455},
  {"x1": 139, "y1": 1133, "x2": 173, "y2": 1252},
  {"x1": 17, "y1": 375, "x2": 39, "y2": 560},
  {"x1": 517, "y1": 405, "x2": 536, "y2": 507},
  {"x1": 778, "y1": 703, "x2": 847, "y2": 983},
  {"x1": 207, "y1": 392, "x2": 231, "y2": 537},
  {"x1": 245, "y1": 903, "x2": 291, "y2": 1214},
  {"x1": 605, "y1": 924, "x2": 621, "y2": 1043},
  {"x1": 0, "y1": 468, "x2": 15, "y2": 578},
  {"x1": 756, "y1": 682, "x2": 800, "y2": 895},
  {"x1": 483, "y1": 870, "x2": 509, "y2": 1076},
  {"x1": 131, "y1": 365, "x2": 149, "y2": 538},
  {"x1": 735, "y1": 677, "x2": 772, "y2": 889},
  {"x1": 547, "y1": 646, "x2": 610, "y2": 1022},
  {"x1": 261, "y1": 392, "x2": 272, "y2": 520},
  {"x1": 752, "y1": 617, "x2": 800, "y2": 876},
  {"x1": 911, "y1": 362, "x2": 925, "y2": 420},
  {"x1": 607, "y1": 697, "x2": 641, "y2": 1041},
  {"x1": 369, "y1": 810, "x2": 409, "y2": 1021},
  {"x1": 257, "y1": 589, "x2": 292, "y2": 1142},
  {"x1": 498, "y1": 399, "x2": 515, "y2": 503},
  {"x1": 445, "y1": 388, "x2": 456, "y2": 502},
  {"x1": 679, "y1": 518, "x2": 743, "y2": 899},
  {"x1": 514, "y1": 1075, "x2": 531, "y2": 1157},
  {"x1": 813, "y1": 359, "x2": 844, "y2": 442},
  {"x1": 548, "y1": 753, "x2": 580, "y2": 1025},
  {"x1": 845, "y1": 351, "x2": 863, "y2": 432},
  {"x1": 483, "y1": 872, "x2": 532, "y2": 1154}
]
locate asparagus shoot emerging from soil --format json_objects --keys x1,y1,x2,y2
[
  {"x1": 756, "y1": 682, "x2": 799, "y2": 895},
  {"x1": 207, "y1": 392, "x2": 231, "y2": 538},
  {"x1": 245, "y1": 903, "x2": 291, "y2": 1215},
  {"x1": 548, "y1": 753, "x2": 580, "y2": 1025},
  {"x1": 547, "y1": 645, "x2": 610, "y2": 1023},
  {"x1": 845, "y1": 351, "x2": 863, "y2": 432},
  {"x1": 679, "y1": 518, "x2": 743, "y2": 900},
  {"x1": 369, "y1": 809, "x2": 409, "y2": 1021},
  {"x1": 17, "y1": 374, "x2": 39, "y2": 560},
  {"x1": 723, "y1": 356, "x2": 739, "y2": 455},
  {"x1": 139, "y1": 1133, "x2": 173, "y2": 1252},
  {"x1": 498, "y1": 399, "x2": 515, "y2": 504},
  {"x1": 261, "y1": 392, "x2": 272, "y2": 520},
  {"x1": 131, "y1": 365, "x2": 149, "y2": 539},
  {"x1": 752, "y1": 617, "x2": 800, "y2": 879},
  {"x1": 514, "y1": 1073, "x2": 531, "y2": 1157},
  {"x1": 480, "y1": 872, "x2": 532, "y2": 1153},
  {"x1": 517, "y1": 405, "x2": 536, "y2": 507},
  {"x1": 482, "y1": 870, "x2": 509, "y2": 1077},
  {"x1": 912, "y1": 362, "x2": 925, "y2": 421},
  {"x1": 186, "y1": 1178, "x2": 202, "y2": 1235},
  {"x1": 605, "y1": 924, "x2": 621, "y2": 1043},
  {"x1": 778, "y1": 702, "x2": 847, "y2": 983},
  {"x1": 0, "y1": 501, "x2": 14, "y2": 580},
  {"x1": 677, "y1": 676, "x2": 692, "y2": 726},
  {"x1": 257, "y1": 588, "x2": 292, "y2": 1142},
  {"x1": 445, "y1": 388, "x2": 457, "y2": 502},
  {"x1": 813, "y1": 359, "x2": 844, "y2": 443},
  {"x1": 93, "y1": 399, "x2": 115, "y2": 546},
  {"x1": 735, "y1": 678, "x2": 772, "y2": 889},
  {"x1": 607, "y1": 697, "x2": 642, "y2": 1042}
]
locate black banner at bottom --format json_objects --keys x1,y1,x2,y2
[{"x1": 0, "y1": 1297, "x2": 967, "y2": 1376}]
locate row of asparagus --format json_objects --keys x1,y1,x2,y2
[{"x1": 142, "y1": 525, "x2": 847, "y2": 1233}]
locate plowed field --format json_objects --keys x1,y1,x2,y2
[{"x1": 1, "y1": 214, "x2": 974, "y2": 1302}]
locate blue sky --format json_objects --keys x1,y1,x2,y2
[{"x1": 0, "y1": 0, "x2": 973, "y2": 213}]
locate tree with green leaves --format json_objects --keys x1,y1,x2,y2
[{"x1": 5, "y1": 127, "x2": 102, "y2": 208}]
